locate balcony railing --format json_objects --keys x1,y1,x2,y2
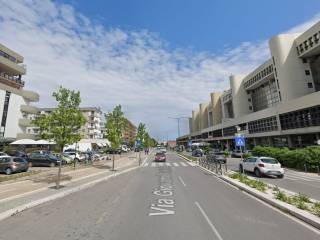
[{"x1": 0, "y1": 71, "x2": 25, "y2": 89}]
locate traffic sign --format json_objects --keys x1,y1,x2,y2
[
  {"x1": 235, "y1": 136, "x2": 245, "y2": 147},
  {"x1": 135, "y1": 140, "x2": 141, "y2": 147}
]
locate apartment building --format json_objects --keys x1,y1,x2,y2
[
  {"x1": 0, "y1": 43, "x2": 39, "y2": 140},
  {"x1": 122, "y1": 118, "x2": 137, "y2": 145},
  {"x1": 32, "y1": 107, "x2": 103, "y2": 139},
  {"x1": 178, "y1": 21, "x2": 320, "y2": 149}
]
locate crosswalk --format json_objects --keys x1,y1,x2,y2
[
  {"x1": 143, "y1": 162, "x2": 190, "y2": 167},
  {"x1": 284, "y1": 171, "x2": 320, "y2": 182}
]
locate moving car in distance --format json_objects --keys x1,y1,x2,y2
[
  {"x1": 154, "y1": 152, "x2": 166, "y2": 162},
  {"x1": 192, "y1": 148, "x2": 203, "y2": 157},
  {"x1": 0, "y1": 156, "x2": 29, "y2": 175},
  {"x1": 239, "y1": 156, "x2": 284, "y2": 178},
  {"x1": 231, "y1": 150, "x2": 243, "y2": 158}
]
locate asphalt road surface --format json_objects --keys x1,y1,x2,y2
[{"x1": 0, "y1": 152, "x2": 319, "y2": 240}]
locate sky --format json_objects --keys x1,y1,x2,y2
[{"x1": 0, "y1": 0, "x2": 320, "y2": 141}]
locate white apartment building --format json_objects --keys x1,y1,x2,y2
[
  {"x1": 30, "y1": 107, "x2": 103, "y2": 140},
  {"x1": 0, "y1": 43, "x2": 39, "y2": 141},
  {"x1": 178, "y1": 21, "x2": 320, "y2": 149}
]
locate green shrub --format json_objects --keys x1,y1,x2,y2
[
  {"x1": 252, "y1": 145, "x2": 320, "y2": 172},
  {"x1": 312, "y1": 202, "x2": 320, "y2": 217},
  {"x1": 223, "y1": 151, "x2": 229, "y2": 157},
  {"x1": 242, "y1": 153, "x2": 252, "y2": 159}
]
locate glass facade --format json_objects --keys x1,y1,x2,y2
[{"x1": 251, "y1": 80, "x2": 279, "y2": 112}]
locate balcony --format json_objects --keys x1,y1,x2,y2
[
  {"x1": 21, "y1": 105, "x2": 39, "y2": 114},
  {"x1": 22, "y1": 90, "x2": 39, "y2": 102},
  {"x1": 18, "y1": 118, "x2": 35, "y2": 127},
  {"x1": 16, "y1": 133, "x2": 36, "y2": 140},
  {"x1": 0, "y1": 55, "x2": 26, "y2": 75},
  {"x1": 0, "y1": 72, "x2": 25, "y2": 89}
]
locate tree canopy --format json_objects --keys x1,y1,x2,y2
[{"x1": 105, "y1": 105, "x2": 125, "y2": 150}]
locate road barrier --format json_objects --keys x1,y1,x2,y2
[{"x1": 198, "y1": 156, "x2": 227, "y2": 175}]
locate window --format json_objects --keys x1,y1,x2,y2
[
  {"x1": 248, "y1": 116, "x2": 278, "y2": 134},
  {"x1": 248, "y1": 98, "x2": 251, "y2": 102},
  {"x1": 251, "y1": 80, "x2": 279, "y2": 112},
  {"x1": 249, "y1": 106, "x2": 252, "y2": 110},
  {"x1": 305, "y1": 70, "x2": 310, "y2": 75},
  {"x1": 280, "y1": 105, "x2": 320, "y2": 130},
  {"x1": 1, "y1": 91, "x2": 11, "y2": 131},
  {"x1": 308, "y1": 82, "x2": 313, "y2": 88},
  {"x1": 302, "y1": 58, "x2": 307, "y2": 63}
]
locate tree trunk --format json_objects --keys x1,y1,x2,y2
[
  {"x1": 112, "y1": 153, "x2": 115, "y2": 171},
  {"x1": 56, "y1": 148, "x2": 63, "y2": 189}
]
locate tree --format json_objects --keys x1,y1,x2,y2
[
  {"x1": 105, "y1": 105, "x2": 125, "y2": 170},
  {"x1": 136, "y1": 123, "x2": 146, "y2": 145},
  {"x1": 33, "y1": 86, "x2": 86, "y2": 188}
]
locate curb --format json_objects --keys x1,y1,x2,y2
[
  {"x1": 0, "y1": 165, "x2": 139, "y2": 222},
  {"x1": 177, "y1": 153, "x2": 320, "y2": 230}
]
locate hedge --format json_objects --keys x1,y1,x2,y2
[{"x1": 252, "y1": 146, "x2": 320, "y2": 171}]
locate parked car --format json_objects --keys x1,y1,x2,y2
[
  {"x1": 52, "y1": 153, "x2": 73, "y2": 164},
  {"x1": 154, "y1": 152, "x2": 166, "y2": 162},
  {"x1": 159, "y1": 147, "x2": 167, "y2": 153},
  {"x1": 206, "y1": 151, "x2": 227, "y2": 164},
  {"x1": 63, "y1": 149, "x2": 85, "y2": 162},
  {"x1": 0, "y1": 156, "x2": 29, "y2": 175},
  {"x1": 107, "y1": 148, "x2": 122, "y2": 154},
  {"x1": 27, "y1": 152, "x2": 61, "y2": 167},
  {"x1": 239, "y1": 156, "x2": 284, "y2": 178},
  {"x1": 231, "y1": 150, "x2": 243, "y2": 158},
  {"x1": 121, "y1": 145, "x2": 128, "y2": 152},
  {"x1": 0, "y1": 152, "x2": 9, "y2": 156},
  {"x1": 7, "y1": 150, "x2": 28, "y2": 158},
  {"x1": 192, "y1": 149, "x2": 203, "y2": 157}
]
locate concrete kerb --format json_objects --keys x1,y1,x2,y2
[
  {"x1": 0, "y1": 165, "x2": 139, "y2": 222},
  {"x1": 177, "y1": 153, "x2": 320, "y2": 230}
]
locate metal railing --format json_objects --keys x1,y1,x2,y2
[{"x1": 198, "y1": 156, "x2": 228, "y2": 175}]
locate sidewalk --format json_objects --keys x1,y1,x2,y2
[{"x1": 0, "y1": 152, "x2": 142, "y2": 221}]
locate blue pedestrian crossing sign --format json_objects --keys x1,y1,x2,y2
[
  {"x1": 235, "y1": 136, "x2": 245, "y2": 147},
  {"x1": 135, "y1": 140, "x2": 141, "y2": 147}
]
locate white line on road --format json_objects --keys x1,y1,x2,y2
[
  {"x1": 180, "y1": 162, "x2": 187, "y2": 166},
  {"x1": 158, "y1": 163, "x2": 164, "y2": 166},
  {"x1": 165, "y1": 163, "x2": 171, "y2": 166},
  {"x1": 178, "y1": 176, "x2": 186, "y2": 187},
  {"x1": 151, "y1": 163, "x2": 156, "y2": 167},
  {"x1": 173, "y1": 163, "x2": 179, "y2": 167},
  {"x1": 143, "y1": 163, "x2": 149, "y2": 167},
  {"x1": 195, "y1": 201, "x2": 223, "y2": 240}
]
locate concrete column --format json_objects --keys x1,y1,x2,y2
[
  {"x1": 210, "y1": 92, "x2": 223, "y2": 125},
  {"x1": 199, "y1": 103, "x2": 209, "y2": 131},
  {"x1": 230, "y1": 74, "x2": 249, "y2": 118},
  {"x1": 287, "y1": 135, "x2": 293, "y2": 148}
]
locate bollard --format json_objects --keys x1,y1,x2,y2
[
  {"x1": 317, "y1": 166, "x2": 320, "y2": 176},
  {"x1": 304, "y1": 163, "x2": 307, "y2": 173}
]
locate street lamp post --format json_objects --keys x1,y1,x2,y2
[{"x1": 168, "y1": 117, "x2": 189, "y2": 138}]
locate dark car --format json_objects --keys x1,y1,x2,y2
[
  {"x1": 206, "y1": 152, "x2": 227, "y2": 164},
  {"x1": 7, "y1": 150, "x2": 28, "y2": 158},
  {"x1": 106, "y1": 148, "x2": 122, "y2": 154},
  {"x1": 0, "y1": 156, "x2": 29, "y2": 175},
  {"x1": 155, "y1": 152, "x2": 166, "y2": 162},
  {"x1": 27, "y1": 152, "x2": 61, "y2": 167},
  {"x1": 192, "y1": 149, "x2": 203, "y2": 157}
]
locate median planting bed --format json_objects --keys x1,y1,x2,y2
[{"x1": 229, "y1": 172, "x2": 320, "y2": 218}]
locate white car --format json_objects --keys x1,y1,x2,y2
[
  {"x1": 0, "y1": 152, "x2": 9, "y2": 156},
  {"x1": 159, "y1": 147, "x2": 167, "y2": 153},
  {"x1": 239, "y1": 156, "x2": 284, "y2": 178}
]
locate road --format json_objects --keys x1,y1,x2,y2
[
  {"x1": 227, "y1": 157, "x2": 320, "y2": 200},
  {"x1": 0, "y1": 152, "x2": 319, "y2": 240}
]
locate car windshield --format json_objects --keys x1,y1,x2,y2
[
  {"x1": 156, "y1": 153, "x2": 164, "y2": 156},
  {"x1": 261, "y1": 158, "x2": 278, "y2": 164},
  {"x1": 214, "y1": 152, "x2": 224, "y2": 155}
]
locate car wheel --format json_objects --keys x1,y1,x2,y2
[
  {"x1": 5, "y1": 168, "x2": 12, "y2": 175},
  {"x1": 254, "y1": 168, "x2": 261, "y2": 177},
  {"x1": 278, "y1": 174, "x2": 284, "y2": 179},
  {"x1": 50, "y1": 162, "x2": 55, "y2": 168}
]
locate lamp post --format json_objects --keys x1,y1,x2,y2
[{"x1": 168, "y1": 117, "x2": 189, "y2": 138}]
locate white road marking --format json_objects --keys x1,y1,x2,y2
[
  {"x1": 173, "y1": 163, "x2": 179, "y2": 167},
  {"x1": 143, "y1": 163, "x2": 149, "y2": 167},
  {"x1": 165, "y1": 163, "x2": 171, "y2": 167},
  {"x1": 178, "y1": 176, "x2": 186, "y2": 187},
  {"x1": 151, "y1": 163, "x2": 156, "y2": 167},
  {"x1": 180, "y1": 162, "x2": 187, "y2": 166},
  {"x1": 195, "y1": 201, "x2": 224, "y2": 240},
  {"x1": 158, "y1": 163, "x2": 164, "y2": 167}
]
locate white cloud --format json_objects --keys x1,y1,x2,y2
[{"x1": 0, "y1": 0, "x2": 319, "y2": 140}]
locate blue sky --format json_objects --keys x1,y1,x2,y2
[
  {"x1": 60, "y1": 0, "x2": 320, "y2": 52},
  {"x1": 0, "y1": 0, "x2": 320, "y2": 141}
]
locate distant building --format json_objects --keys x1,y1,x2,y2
[
  {"x1": 0, "y1": 43, "x2": 39, "y2": 140},
  {"x1": 30, "y1": 107, "x2": 103, "y2": 139},
  {"x1": 178, "y1": 21, "x2": 320, "y2": 149},
  {"x1": 167, "y1": 140, "x2": 177, "y2": 149},
  {"x1": 122, "y1": 118, "x2": 137, "y2": 145}
]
